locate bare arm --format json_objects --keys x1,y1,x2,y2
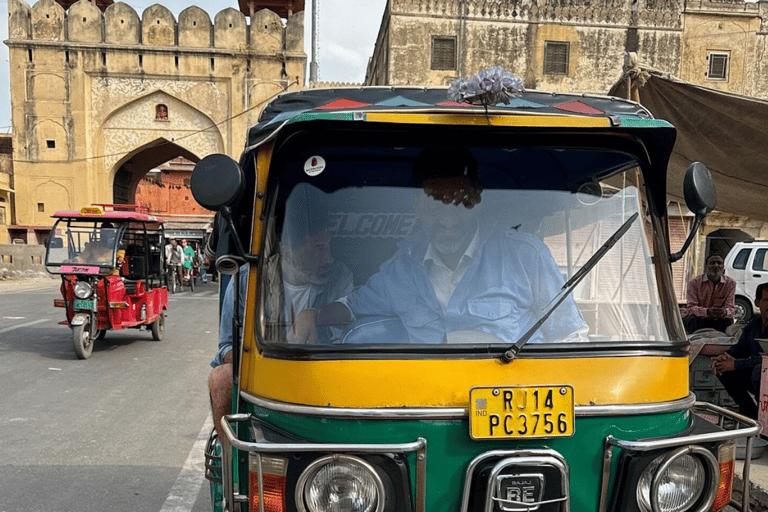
[{"x1": 291, "y1": 302, "x2": 353, "y2": 344}]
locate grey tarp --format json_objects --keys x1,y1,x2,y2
[{"x1": 609, "y1": 71, "x2": 768, "y2": 221}]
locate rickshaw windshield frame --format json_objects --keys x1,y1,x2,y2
[{"x1": 253, "y1": 124, "x2": 677, "y2": 359}]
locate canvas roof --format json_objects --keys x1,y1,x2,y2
[{"x1": 609, "y1": 70, "x2": 768, "y2": 221}]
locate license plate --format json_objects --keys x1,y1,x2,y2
[
  {"x1": 73, "y1": 299, "x2": 94, "y2": 310},
  {"x1": 470, "y1": 386, "x2": 574, "y2": 440}
]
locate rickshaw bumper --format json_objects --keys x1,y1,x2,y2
[{"x1": 70, "y1": 313, "x2": 88, "y2": 326}]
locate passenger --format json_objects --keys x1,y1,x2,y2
[
  {"x1": 292, "y1": 147, "x2": 587, "y2": 345},
  {"x1": 711, "y1": 282, "x2": 768, "y2": 419},
  {"x1": 682, "y1": 254, "x2": 736, "y2": 334},
  {"x1": 208, "y1": 187, "x2": 353, "y2": 439}
]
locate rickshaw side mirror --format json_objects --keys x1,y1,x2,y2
[
  {"x1": 191, "y1": 154, "x2": 245, "y2": 211},
  {"x1": 670, "y1": 162, "x2": 717, "y2": 262}
]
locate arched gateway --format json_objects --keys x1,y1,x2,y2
[{"x1": 5, "y1": 0, "x2": 305, "y2": 238}]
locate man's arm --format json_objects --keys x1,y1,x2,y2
[
  {"x1": 721, "y1": 278, "x2": 736, "y2": 319},
  {"x1": 291, "y1": 302, "x2": 353, "y2": 344}
]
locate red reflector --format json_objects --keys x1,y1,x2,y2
[
  {"x1": 249, "y1": 473, "x2": 287, "y2": 512},
  {"x1": 713, "y1": 444, "x2": 735, "y2": 512},
  {"x1": 53, "y1": 299, "x2": 66, "y2": 307},
  {"x1": 108, "y1": 301, "x2": 129, "y2": 309}
]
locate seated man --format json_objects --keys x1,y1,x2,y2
[
  {"x1": 683, "y1": 254, "x2": 735, "y2": 334},
  {"x1": 711, "y1": 282, "x2": 768, "y2": 419},
  {"x1": 208, "y1": 188, "x2": 353, "y2": 440},
  {"x1": 292, "y1": 147, "x2": 587, "y2": 345}
]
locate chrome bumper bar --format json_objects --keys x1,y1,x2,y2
[
  {"x1": 218, "y1": 413, "x2": 427, "y2": 512},
  {"x1": 598, "y1": 401, "x2": 761, "y2": 512}
]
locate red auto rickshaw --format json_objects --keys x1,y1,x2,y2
[{"x1": 45, "y1": 204, "x2": 169, "y2": 359}]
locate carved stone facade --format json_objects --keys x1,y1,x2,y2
[
  {"x1": 5, "y1": 0, "x2": 306, "y2": 238},
  {"x1": 366, "y1": 0, "x2": 768, "y2": 100}
]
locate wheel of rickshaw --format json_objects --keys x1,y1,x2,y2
[
  {"x1": 189, "y1": 273, "x2": 195, "y2": 292},
  {"x1": 73, "y1": 318, "x2": 94, "y2": 359},
  {"x1": 151, "y1": 312, "x2": 165, "y2": 341}
]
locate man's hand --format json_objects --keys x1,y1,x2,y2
[
  {"x1": 712, "y1": 352, "x2": 736, "y2": 374},
  {"x1": 290, "y1": 309, "x2": 319, "y2": 344},
  {"x1": 707, "y1": 307, "x2": 726, "y2": 318}
]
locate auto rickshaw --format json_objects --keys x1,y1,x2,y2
[
  {"x1": 45, "y1": 204, "x2": 169, "y2": 359},
  {"x1": 192, "y1": 76, "x2": 761, "y2": 512}
]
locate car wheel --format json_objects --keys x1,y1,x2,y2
[
  {"x1": 73, "y1": 319, "x2": 94, "y2": 359},
  {"x1": 735, "y1": 296, "x2": 753, "y2": 323}
]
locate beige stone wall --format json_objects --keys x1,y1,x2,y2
[
  {"x1": 368, "y1": 0, "x2": 686, "y2": 93},
  {"x1": 6, "y1": 0, "x2": 306, "y2": 229},
  {"x1": 367, "y1": 0, "x2": 768, "y2": 102}
]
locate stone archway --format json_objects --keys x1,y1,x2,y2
[{"x1": 101, "y1": 91, "x2": 225, "y2": 204}]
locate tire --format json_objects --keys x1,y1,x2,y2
[
  {"x1": 735, "y1": 296, "x2": 753, "y2": 323},
  {"x1": 151, "y1": 312, "x2": 165, "y2": 341},
  {"x1": 189, "y1": 275, "x2": 195, "y2": 292},
  {"x1": 73, "y1": 318, "x2": 94, "y2": 359}
]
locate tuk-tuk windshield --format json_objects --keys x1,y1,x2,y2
[
  {"x1": 258, "y1": 142, "x2": 670, "y2": 349},
  {"x1": 46, "y1": 220, "x2": 121, "y2": 268}
]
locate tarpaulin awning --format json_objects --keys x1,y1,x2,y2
[{"x1": 609, "y1": 68, "x2": 768, "y2": 221}]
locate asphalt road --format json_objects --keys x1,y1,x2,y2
[{"x1": 0, "y1": 278, "x2": 221, "y2": 512}]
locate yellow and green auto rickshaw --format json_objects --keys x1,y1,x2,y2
[{"x1": 192, "y1": 75, "x2": 761, "y2": 512}]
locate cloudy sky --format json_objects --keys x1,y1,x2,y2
[{"x1": 0, "y1": 0, "x2": 387, "y2": 132}]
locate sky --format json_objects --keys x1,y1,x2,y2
[{"x1": 0, "y1": 0, "x2": 387, "y2": 132}]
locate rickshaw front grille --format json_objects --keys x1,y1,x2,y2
[{"x1": 461, "y1": 450, "x2": 569, "y2": 512}]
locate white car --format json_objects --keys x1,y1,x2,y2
[{"x1": 723, "y1": 240, "x2": 768, "y2": 322}]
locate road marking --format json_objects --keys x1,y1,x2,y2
[
  {"x1": 0, "y1": 318, "x2": 49, "y2": 334},
  {"x1": 159, "y1": 413, "x2": 213, "y2": 512}
]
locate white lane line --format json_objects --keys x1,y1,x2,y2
[
  {"x1": 0, "y1": 318, "x2": 50, "y2": 334},
  {"x1": 159, "y1": 413, "x2": 213, "y2": 512}
]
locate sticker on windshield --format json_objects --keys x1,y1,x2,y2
[{"x1": 304, "y1": 156, "x2": 326, "y2": 176}]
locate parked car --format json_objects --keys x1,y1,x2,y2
[{"x1": 723, "y1": 240, "x2": 768, "y2": 322}]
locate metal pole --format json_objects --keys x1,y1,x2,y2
[{"x1": 309, "y1": 0, "x2": 319, "y2": 82}]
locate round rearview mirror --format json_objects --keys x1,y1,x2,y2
[
  {"x1": 191, "y1": 154, "x2": 245, "y2": 211},
  {"x1": 683, "y1": 162, "x2": 716, "y2": 216}
]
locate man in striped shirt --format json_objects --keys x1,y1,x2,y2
[
  {"x1": 682, "y1": 254, "x2": 736, "y2": 334},
  {"x1": 712, "y1": 282, "x2": 768, "y2": 419}
]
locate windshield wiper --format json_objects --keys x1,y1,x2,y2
[{"x1": 502, "y1": 211, "x2": 639, "y2": 363}]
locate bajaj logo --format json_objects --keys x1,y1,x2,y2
[{"x1": 495, "y1": 473, "x2": 544, "y2": 512}]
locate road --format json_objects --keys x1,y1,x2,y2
[{"x1": 0, "y1": 278, "x2": 221, "y2": 512}]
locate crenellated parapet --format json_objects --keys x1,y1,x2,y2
[
  {"x1": 8, "y1": 0, "x2": 304, "y2": 53},
  {"x1": 391, "y1": 0, "x2": 682, "y2": 29}
]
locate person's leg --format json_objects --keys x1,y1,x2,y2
[
  {"x1": 208, "y1": 363, "x2": 233, "y2": 440},
  {"x1": 683, "y1": 315, "x2": 699, "y2": 335},
  {"x1": 718, "y1": 367, "x2": 759, "y2": 418}
]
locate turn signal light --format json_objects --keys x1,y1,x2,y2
[
  {"x1": 249, "y1": 455, "x2": 288, "y2": 512},
  {"x1": 108, "y1": 301, "x2": 129, "y2": 309},
  {"x1": 713, "y1": 443, "x2": 735, "y2": 511},
  {"x1": 53, "y1": 299, "x2": 66, "y2": 307}
]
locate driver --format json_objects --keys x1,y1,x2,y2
[{"x1": 292, "y1": 147, "x2": 587, "y2": 345}]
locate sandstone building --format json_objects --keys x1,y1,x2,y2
[
  {"x1": 365, "y1": 0, "x2": 768, "y2": 99},
  {"x1": 4, "y1": 0, "x2": 305, "y2": 244}
]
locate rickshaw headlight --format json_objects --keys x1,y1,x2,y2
[
  {"x1": 74, "y1": 281, "x2": 93, "y2": 299},
  {"x1": 636, "y1": 446, "x2": 717, "y2": 512},
  {"x1": 298, "y1": 455, "x2": 384, "y2": 512}
]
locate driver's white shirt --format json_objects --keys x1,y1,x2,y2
[{"x1": 423, "y1": 228, "x2": 480, "y2": 311}]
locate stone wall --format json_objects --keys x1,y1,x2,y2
[
  {"x1": 5, "y1": 0, "x2": 306, "y2": 229},
  {"x1": 0, "y1": 243, "x2": 50, "y2": 278}
]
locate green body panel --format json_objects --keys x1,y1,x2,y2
[{"x1": 241, "y1": 403, "x2": 690, "y2": 512}]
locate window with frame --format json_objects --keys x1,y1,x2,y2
[
  {"x1": 707, "y1": 52, "x2": 729, "y2": 81},
  {"x1": 544, "y1": 41, "x2": 569, "y2": 75},
  {"x1": 431, "y1": 36, "x2": 457, "y2": 71}
]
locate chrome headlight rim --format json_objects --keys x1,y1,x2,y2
[
  {"x1": 74, "y1": 281, "x2": 93, "y2": 299},
  {"x1": 295, "y1": 454, "x2": 385, "y2": 512},
  {"x1": 637, "y1": 445, "x2": 718, "y2": 512}
]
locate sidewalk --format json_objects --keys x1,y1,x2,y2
[{"x1": 0, "y1": 276, "x2": 59, "y2": 293}]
